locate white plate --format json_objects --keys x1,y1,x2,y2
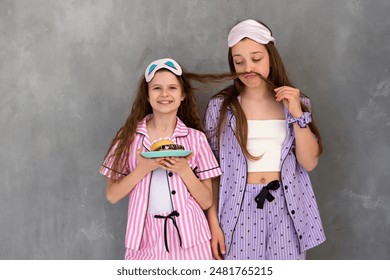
[{"x1": 141, "y1": 150, "x2": 192, "y2": 158}]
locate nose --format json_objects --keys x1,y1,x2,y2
[
  {"x1": 246, "y1": 62, "x2": 254, "y2": 73},
  {"x1": 160, "y1": 88, "x2": 169, "y2": 96}
]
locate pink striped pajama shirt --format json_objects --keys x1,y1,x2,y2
[{"x1": 99, "y1": 115, "x2": 222, "y2": 259}]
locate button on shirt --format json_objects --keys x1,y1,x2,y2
[{"x1": 99, "y1": 115, "x2": 222, "y2": 250}]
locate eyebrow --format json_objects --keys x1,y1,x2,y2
[
  {"x1": 233, "y1": 51, "x2": 264, "y2": 57},
  {"x1": 150, "y1": 83, "x2": 180, "y2": 87}
]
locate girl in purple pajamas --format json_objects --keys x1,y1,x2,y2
[{"x1": 205, "y1": 19, "x2": 326, "y2": 260}]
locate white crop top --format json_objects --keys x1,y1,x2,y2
[{"x1": 246, "y1": 120, "x2": 287, "y2": 172}]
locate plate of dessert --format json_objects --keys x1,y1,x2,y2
[{"x1": 141, "y1": 139, "x2": 192, "y2": 158}]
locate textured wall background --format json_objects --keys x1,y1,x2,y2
[{"x1": 1, "y1": 0, "x2": 389, "y2": 259}]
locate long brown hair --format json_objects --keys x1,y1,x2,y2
[
  {"x1": 215, "y1": 20, "x2": 323, "y2": 160},
  {"x1": 103, "y1": 69, "x2": 207, "y2": 182}
]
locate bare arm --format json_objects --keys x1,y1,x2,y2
[
  {"x1": 207, "y1": 177, "x2": 226, "y2": 259},
  {"x1": 292, "y1": 124, "x2": 319, "y2": 171},
  {"x1": 207, "y1": 177, "x2": 220, "y2": 228},
  {"x1": 106, "y1": 149, "x2": 161, "y2": 204}
]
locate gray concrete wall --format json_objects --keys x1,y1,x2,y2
[{"x1": 1, "y1": 0, "x2": 389, "y2": 259}]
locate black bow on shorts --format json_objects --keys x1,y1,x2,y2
[
  {"x1": 254, "y1": 180, "x2": 280, "y2": 209},
  {"x1": 154, "y1": 210, "x2": 182, "y2": 253}
]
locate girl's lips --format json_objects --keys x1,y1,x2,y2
[
  {"x1": 244, "y1": 73, "x2": 257, "y2": 79},
  {"x1": 157, "y1": 100, "x2": 173, "y2": 104}
]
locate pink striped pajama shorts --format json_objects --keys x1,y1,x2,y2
[{"x1": 125, "y1": 212, "x2": 212, "y2": 260}]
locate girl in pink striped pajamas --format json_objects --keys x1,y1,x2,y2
[{"x1": 99, "y1": 58, "x2": 222, "y2": 260}]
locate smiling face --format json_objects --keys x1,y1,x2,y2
[
  {"x1": 147, "y1": 70, "x2": 185, "y2": 116},
  {"x1": 231, "y1": 38, "x2": 270, "y2": 89}
]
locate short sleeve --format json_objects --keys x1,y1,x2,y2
[
  {"x1": 193, "y1": 132, "x2": 222, "y2": 181},
  {"x1": 98, "y1": 141, "x2": 129, "y2": 179}
]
